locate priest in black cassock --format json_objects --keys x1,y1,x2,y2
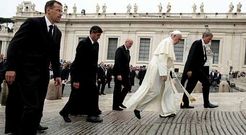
[{"x1": 60, "y1": 26, "x2": 103, "y2": 123}]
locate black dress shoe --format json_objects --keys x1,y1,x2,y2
[
  {"x1": 159, "y1": 113, "x2": 176, "y2": 118},
  {"x1": 86, "y1": 116, "x2": 103, "y2": 123},
  {"x1": 119, "y1": 104, "x2": 127, "y2": 109},
  {"x1": 113, "y1": 107, "x2": 123, "y2": 111},
  {"x1": 96, "y1": 109, "x2": 102, "y2": 115},
  {"x1": 37, "y1": 130, "x2": 45, "y2": 133},
  {"x1": 37, "y1": 125, "x2": 48, "y2": 131},
  {"x1": 204, "y1": 103, "x2": 218, "y2": 108},
  {"x1": 134, "y1": 109, "x2": 141, "y2": 119},
  {"x1": 101, "y1": 93, "x2": 106, "y2": 95},
  {"x1": 180, "y1": 104, "x2": 194, "y2": 109},
  {"x1": 59, "y1": 111, "x2": 72, "y2": 122}
]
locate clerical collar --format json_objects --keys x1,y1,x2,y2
[
  {"x1": 89, "y1": 36, "x2": 94, "y2": 44},
  {"x1": 45, "y1": 16, "x2": 54, "y2": 32}
]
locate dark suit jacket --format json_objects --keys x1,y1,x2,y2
[
  {"x1": 7, "y1": 16, "x2": 61, "y2": 80},
  {"x1": 182, "y1": 39, "x2": 206, "y2": 75},
  {"x1": 70, "y1": 37, "x2": 99, "y2": 83},
  {"x1": 113, "y1": 45, "x2": 130, "y2": 78}
]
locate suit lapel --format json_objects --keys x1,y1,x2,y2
[
  {"x1": 122, "y1": 45, "x2": 130, "y2": 61},
  {"x1": 40, "y1": 17, "x2": 49, "y2": 38}
]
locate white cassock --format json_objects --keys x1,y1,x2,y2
[{"x1": 124, "y1": 37, "x2": 178, "y2": 116}]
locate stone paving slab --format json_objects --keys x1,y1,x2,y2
[{"x1": 0, "y1": 92, "x2": 245, "y2": 135}]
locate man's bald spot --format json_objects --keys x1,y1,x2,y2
[{"x1": 125, "y1": 39, "x2": 133, "y2": 44}]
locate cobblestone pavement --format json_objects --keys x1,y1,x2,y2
[{"x1": 0, "y1": 79, "x2": 245, "y2": 135}]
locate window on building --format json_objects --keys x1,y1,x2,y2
[
  {"x1": 139, "y1": 38, "x2": 150, "y2": 61},
  {"x1": 107, "y1": 38, "x2": 118, "y2": 60},
  {"x1": 211, "y1": 40, "x2": 220, "y2": 64},
  {"x1": 174, "y1": 39, "x2": 184, "y2": 62}
]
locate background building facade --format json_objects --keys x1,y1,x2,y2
[{"x1": 1, "y1": 1, "x2": 246, "y2": 75}]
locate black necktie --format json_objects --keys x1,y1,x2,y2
[
  {"x1": 48, "y1": 25, "x2": 53, "y2": 37},
  {"x1": 126, "y1": 49, "x2": 130, "y2": 59},
  {"x1": 126, "y1": 49, "x2": 129, "y2": 54},
  {"x1": 203, "y1": 45, "x2": 207, "y2": 61}
]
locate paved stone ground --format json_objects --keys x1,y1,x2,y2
[{"x1": 0, "y1": 79, "x2": 245, "y2": 135}]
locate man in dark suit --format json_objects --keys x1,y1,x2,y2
[
  {"x1": 60, "y1": 26, "x2": 103, "y2": 123},
  {"x1": 61, "y1": 62, "x2": 70, "y2": 95},
  {"x1": 4, "y1": 1, "x2": 62, "y2": 134},
  {"x1": 97, "y1": 62, "x2": 107, "y2": 95},
  {"x1": 106, "y1": 64, "x2": 113, "y2": 88},
  {"x1": 181, "y1": 31, "x2": 218, "y2": 109},
  {"x1": 137, "y1": 65, "x2": 146, "y2": 85},
  {"x1": 112, "y1": 39, "x2": 133, "y2": 111}
]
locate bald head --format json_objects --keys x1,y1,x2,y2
[{"x1": 125, "y1": 39, "x2": 133, "y2": 49}]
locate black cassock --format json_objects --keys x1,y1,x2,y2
[{"x1": 60, "y1": 37, "x2": 101, "y2": 116}]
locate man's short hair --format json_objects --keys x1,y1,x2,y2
[
  {"x1": 90, "y1": 26, "x2": 103, "y2": 34},
  {"x1": 45, "y1": 0, "x2": 62, "y2": 13},
  {"x1": 202, "y1": 31, "x2": 213, "y2": 38}
]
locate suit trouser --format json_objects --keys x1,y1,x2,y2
[
  {"x1": 113, "y1": 77, "x2": 131, "y2": 108},
  {"x1": 181, "y1": 67, "x2": 210, "y2": 106},
  {"x1": 20, "y1": 76, "x2": 49, "y2": 135},
  {"x1": 97, "y1": 80, "x2": 106, "y2": 94},
  {"x1": 5, "y1": 82, "x2": 22, "y2": 134},
  {"x1": 5, "y1": 73, "x2": 49, "y2": 135},
  {"x1": 106, "y1": 78, "x2": 112, "y2": 88}
]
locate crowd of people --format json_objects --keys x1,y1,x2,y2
[{"x1": 1, "y1": 0, "x2": 244, "y2": 134}]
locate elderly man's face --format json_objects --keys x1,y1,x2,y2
[
  {"x1": 173, "y1": 35, "x2": 182, "y2": 45},
  {"x1": 126, "y1": 40, "x2": 133, "y2": 49}
]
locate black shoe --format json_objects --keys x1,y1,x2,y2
[
  {"x1": 37, "y1": 130, "x2": 45, "y2": 133},
  {"x1": 86, "y1": 116, "x2": 103, "y2": 123},
  {"x1": 204, "y1": 103, "x2": 218, "y2": 108},
  {"x1": 180, "y1": 104, "x2": 194, "y2": 109},
  {"x1": 113, "y1": 107, "x2": 123, "y2": 111},
  {"x1": 101, "y1": 93, "x2": 106, "y2": 95},
  {"x1": 159, "y1": 113, "x2": 176, "y2": 118},
  {"x1": 119, "y1": 104, "x2": 127, "y2": 109},
  {"x1": 37, "y1": 125, "x2": 48, "y2": 131},
  {"x1": 59, "y1": 111, "x2": 72, "y2": 123},
  {"x1": 96, "y1": 109, "x2": 102, "y2": 115},
  {"x1": 134, "y1": 109, "x2": 141, "y2": 119}
]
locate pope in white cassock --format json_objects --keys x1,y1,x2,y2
[{"x1": 125, "y1": 30, "x2": 182, "y2": 119}]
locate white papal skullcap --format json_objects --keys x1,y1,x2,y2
[{"x1": 171, "y1": 30, "x2": 182, "y2": 35}]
